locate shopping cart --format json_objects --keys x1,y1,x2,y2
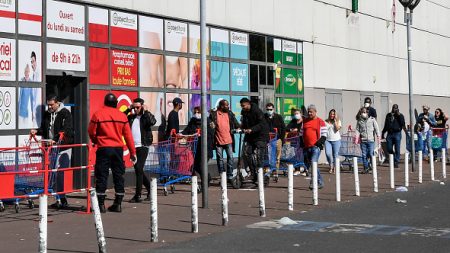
[
  {"x1": 263, "y1": 131, "x2": 279, "y2": 182},
  {"x1": 279, "y1": 132, "x2": 305, "y2": 175},
  {"x1": 338, "y1": 127, "x2": 362, "y2": 170},
  {"x1": 144, "y1": 133, "x2": 198, "y2": 196},
  {"x1": 431, "y1": 127, "x2": 448, "y2": 160}
]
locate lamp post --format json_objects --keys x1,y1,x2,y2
[{"x1": 398, "y1": 0, "x2": 421, "y2": 172}]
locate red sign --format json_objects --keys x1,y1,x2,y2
[
  {"x1": 89, "y1": 47, "x2": 109, "y2": 85},
  {"x1": 111, "y1": 49, "x2": 137, "y2": 87},
  {"x1": 110, "y1": 10, "x2": 137, "y2": 47},
  {"x1": 88, "y1": 7, "x2": 108, "y2": 43}
]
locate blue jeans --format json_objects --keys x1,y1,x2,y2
[
  {"x1": 360, "y1": 141, "x2": 375, "y2": 170},
  {"x1": 386, "y1": 131, "x2": 402, "y2": 164},
  {"x1": 325, "y1": 140, "x2": 341, "y2": 166},
  {"x1": 304, "y1": 146, "x2": 323, "y2": 186},
  {"x1": 216, "y1": 144, "x2": 234, "y2": 179},
  {"x1": 423, "y1": 131, "x2": 432, "y2": 157}
]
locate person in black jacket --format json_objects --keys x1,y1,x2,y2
[
  {"x1": 124, "y1": 98, "x2": 157, "y2": 203},
  {"x1": 240, "y1": 98, "x2": 269, "y2": 183},
  {"x1": 382, "y1": 104, "x2": 407, "y2": 168},
  {"x1": 30, "y1": 94, "x2": 74, "y2": 209},
  {"x1": 264, "y1": 103, "x2": 285, "y2": 175}
]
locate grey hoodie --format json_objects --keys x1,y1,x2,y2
[{"x1": 356, "y1": 116, "x2": 380, "y2": 142}]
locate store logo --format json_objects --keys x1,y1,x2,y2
[
  {"x1": 112, "y1": 12, "x2": 136, "y2": 27},
  {"x1": 282, "y1": 41, "x2": 296, "y2": 53},
  {"x1": 285, "y1": 74, "x2": 296, "y2": 86},
  {"x1": 166, "y1": 22, "x2": 186, "y2": 34},
  {"x1": 0, "y1": 0, "x2": 12, "y2": 7},
  {"x1": 231, "y1": 32, "x2": 247, "y2": 44}
]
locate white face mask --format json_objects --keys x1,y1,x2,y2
[
  {"x1": 294, "y1": 114, "x2": 301, "y2": 120},
  {"x1": 364, "y1": 103, "x2": 370, "y2": 108},
  {"x1": 194, "y1": 113, "x2": 201, "y2": 119},
  {"x1": 267, "y1": 110, "x2": 274, "y2": 116},
  {"x1": 361, "y1": 113, "x2": 368, "y2": 119}
]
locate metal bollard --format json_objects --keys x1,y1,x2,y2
[
  {"x1": 353, "y1": 157, "x2": 360, "y2": 196},
  {"x1": 38, "y1": 195, "x2": 48, "y2": 253},
  {"x1": 405, "y1": 153, "x2": 409, "y2": 187},
  {"x1": 389, "y1": 154, "x2": 395, "y2": 189},
  {"x1": 191, "y1": 176, "x2": 198, "y2": 233},
  {"x1": 336, "y1": 158, "x2": 341, "y2": 202},
  {"x1": 418, "y1": 151, "x2": 423, "y2": 183},
  {"x1": 442, "y1": 148, "x2": 447, "y2": 179},
  {"x1": 372, "y1": 156, "x2": 378, "y2": 193},
  {"x1": 312, "y1": 162, "x2": 318, "y2": 205},
  {"x1": 150, "y1": 178, "x2": 158, "y2": 242},
  {"x1": 288, "y1": 164, "x2": 294, "y2": 211},
  {"x1": 258, "y1": 168, "x2": 266, "y2": 217},
  {"x1": 90, "y1": 190, "x2": 107, "y2": 253},
  {"x1": 220, "y1": 172, "x2": 229, "y2": 226},
  {"x1": 430, "y1": 149, "x2": 435, "y2": 181}
]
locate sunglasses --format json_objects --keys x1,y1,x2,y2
[{"x1": 266, "y1": 109, "x2": 273, "y2": 111}]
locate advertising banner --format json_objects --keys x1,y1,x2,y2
[
  {"x1": 231, "y1": 95, "x2": 246, "y2": 121},
  {"x1": 211, "y1": 95, "x2": 229, "y2": 111},
  {"x1": 46, "y1": 0, "x2": 85, "y2": 41},
  {"x1": 281, "y1": 98, "x2": 298, "y2": 123},
  {"x1": 189, "y1": 24, "x2": 209, "y2": 55},
  {"x1": 189, "y1": 58, "x2": 210, "y2": 90},
  {"x1": 189, "y1": 94, "x2": 210, "y2": 118},
  {"x1": 0, "y1": 0, "x2": 15, "y2": 33},
  {"x1": 0, "y1": 38, "x2": 15, "y2": 81},
  {"x1": 298, "y1": 69, "x2": 304, "y2": 95},
  {"x1": 139, "y1": 16, "x2": 163, "y2": 50},
  {"x1": 111, "y1": 49, "x2": 138, "y2": 87},
  {"x1": 19, "y1": 40, "x2": 41, "y2": 82},
  {"x1": 211, "y1": 61, "x2": 229, "y2": 91},
  {"x1": 0, "y1": 87, "x2": 15, "y2": 130},
  {"x1": 165, "y1": 20, "x2": 187, "y2": 53},
  {"x1": 273, "y1": 38, "x2": 281, "y2": 64},
  {"x1": 282, "y1": 68, "x2": 298, "y2": 95},
  {"x1": 110, "y1": 10, "x2": 137, "y2": 47},
  {"x1": 165, "y1": 56, "x2": 187, "y2": 88},
  {"x1": 282, "y1": 40, "x2": 297, "y2": 66},
  {"x1": 140, "y1": 92, "x2": 165, "y2": 127},
  {"x1": 18, "y1": 87, "x2": 42, "y2": 129},
  {"x1": 165, "y1": 93, "x2": 188, "y2": 126},
  {"x1": 231, "y1": 63, "x2": 248, "y2": 92},
  {"x1": 211, "y1": 28, "x2": 229, "y2": 58},
  {"x1": 89, "y1": 47, "x2": 109, "y2": 85},
  {"x1": 230, "y1": 31, "x2": 248, "y2": 60},
  {"x1": 47, "y1": 43, "x2": 85, "y2": 71},
  {"x1": 139, "y1": 53, "x2": 163, "y2": 88},
  {"x1": 88, "y1": 7, "x2": 108, "y2": 43},
  {"x1": 297, "y1": 42, "x2": 303, "y2": 67},
  {"x1": 18, "y1": 0, "x2": 42, "y2": 36}
]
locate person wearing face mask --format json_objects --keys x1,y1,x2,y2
[
  {"x1": 183, "y1": 106, "x2": 214, "y2": 186},
  {"x1": 356, "y1": 97, "x2": 377, "y2": 120},
  {"x1": 123, "y1": 98, "x2": 157, "y2": 203},
  {"x1": 356, "y1": 107, "x2": 380, "y2": 174},
  {"x1": 286, "y1": 109, "x2": 303, "y2": 133},
  {"x1": 209, "y1": 100, "x2": 240, "y2": 181},
  {"x1": 264, "y1": 103, "x2": 286, "y2": 177},
  {"x1": 382, "y1": 104, "x2": 407, "y2": 168},
  {"x1": 30, "y1": 94, "x2": 74, "y2": 209}
]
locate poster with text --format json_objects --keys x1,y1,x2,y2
[
  {"x1": 19, "y1": 0, "x2": 42, "y2": 36},
  {"x1": 111, "y1": 50, "x2": 137, "y2": 87},
  {"x1": 189, "y1": 58, "x2": 210, "y2": 90},
  {"x1": 281, "y1": 98, "x2": 298, "y2": 123},
  {"x1": 110, "y1": 10, "x2": 137, "y2": 47},
  {"x1": 282, "y1": 40, "x2": 297, "y2": 66},
  {"x1": 89, "y1": 7, "x2": 108, "y2": 43},
  {"x1": 18, "y1": 87, "x2": 42, "y2": 129},
  {"x1": 211, "y1": 28, "x2": 229, "y2": 58},
  {"x1": 89, "y1": 47, "x2": 109, "y2": 85},
  {"x1": 297, "y1": 42, "x2": 303, "y2": 67},
  {"x1": 165, "y1": 56, "x2": 187, "y2": 89},
  {"x1": 47, "y1": 43, "x2": 85, "y2": 71},
  {"x1": 140, "y1": 92, "x2": 164, "y2": 127},
  {"x1": 283, "y1": 68, "x2": 298, "y2": 95},
  {"x1": 189, "y1": 24, "x2": 209, "y2": 54},
  {"x1": 139, "y1": 53, "x2": 163, "y2": 88},
  {"x1": 165, "y1": 93, "x2": 188, "y2": 126},
  {"x1": 0, "y1": 38, "x2": 15, "y2": 81},
  {"x1": 231, "y1": 63, "x2": 248, "y2": 92},
  {"x1": 139, "y1": 16, "x2": 163, "y2": 50},
  {"x1": 230, "y1": 31, "x2": 248, "y2": 60},
  {"x1": 165, "y1": 20, "x2": 187, "y2": 53},
  {"x1": 0, "y1": 87, "x2": 16, "y2": 130},
  {"x1": 211, "y1": 61, "x2": 229, "y2": 91},
  {"x1": 19, "y1": 40, "x2": 42, "y2": 82},
  {"x1": 46, "y1": 0, "x2": 85, "y2": 41},
  {"x1": 0, "y1": 0, "x2": 15, "y2": 33},
  {"x1": 189, "y1": 94, "x2": 210, "y2": 118}
]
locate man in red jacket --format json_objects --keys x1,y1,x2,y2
[{"x1": 88, "y1": 93, "x2": 136, "y2": 213}]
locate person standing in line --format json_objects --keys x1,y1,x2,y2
[
  {"x1": 381, "y1": 104, "x2": 407, "y2": 168},
  {"x1": 324, "y1": 109, "x2": 341, "y2": 174},
  {"x1": 433, "y1": 108, "x2": 449, "y2": 159},
  {"x1": 356, "y1": 97, "x2": 377, "y2": 120},
  {"x1": 165, "y1": 97, "x2": 184, "y2": 140},
  {"x1": 356, "y1": 107, "x2": 380, "y2": 173},
  {"x1": 286, "y1": 109, "x2": 305, "y2": 176},
  {"x1": 264, "y1": 103, "x2": 286, "y2": 177},
  {"x1": 124, "y1": 98, "x2": 157, "y2": 203},
  {"x1": 418, "y1": 105, "x2": 437, "y2": 160},
  {"x1": 88, "y1": 93, "x2": 136, "y2": 213}
]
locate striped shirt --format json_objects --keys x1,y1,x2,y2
[{"x1": 300, "y1": 117, "x2": 327, "y2": 148}]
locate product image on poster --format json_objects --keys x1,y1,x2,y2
[
  {"x1": 231, "y1": 63, "x2": 249, "y2": 92},
  {"x1": 298, "y1": 69, "x2": 304, "y2": 95},
  {"x1": 230, "y1": 31, "x2": 248, "y2": 60},
  {"x1": 89, "y1": 47, "x2": 109, "y2": 85},
  {"x1": 282, "y1": 40, "x2": 297, "y2": 66},
  {"x1": 111, "y1": 50, "x2": 138, "y2": 87},
  {"x1": 0, "y1": 0, "x2": 15, "y2": 33},
  {"x1": 189, "y1": 24, "x2": 209, "y2": 54},
  {"x1": 18, "y1": 87, "x2": 42, "y2": 129},
  {"x1": 140, "y1": 92, "x2": 164, "y2": 127},
  {"x1": 46, "y1": 0, "x2": 85, "y2": 41},
  {"x1": 0, "y1": 87, "x2": 16, "y2": 130},
  {"x1": 110, "y1": 10, "x2": 137, "y2": 47},
  {"x1": 89, "y1": 7, "x2": 108, "y2": 43},
  {"x1": 140, "y1": 53, "x2": 164, "y2": 88},
  {"x1": 18, "y1": 0, "x2": 42, "y2": 36},
  {"x1": 165, "y1": 56, "x2": 188, "y2": 89},
  {"x1": 165, "y1": 93, "x2": 188, "y2": 126},
  {"x1": 47, "y1": 43, "x2": 85, "y2": 71},
  {"x1": 0, "y1": 38, "x2": 16, "y2": 81},
  {"x1": 19, "y1": 40, "x2": 41, "y2": 82},
  {"x1": 211, "y1": 28, "x2": 229, "y2": 58},
  {"x1": 139, "y1": 16, "x2": 163, "y2": 50},
  {"x1": 283, "y1": 68, "x2": 298, "y2": 95},
  {"x1": 211, "y1": 61, "x2": 229, "y2": 91},
  {"x1": 189, "y1": 58, "x2": 210, "y2": 90},
  {"x1": 165, "y1": 20, "x2": 187, "y2": 53}
]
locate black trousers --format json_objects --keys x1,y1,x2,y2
[
  {"x1": 243, "y1": 141, "x2": 267, "y2": 177},
  {"x1": 134, "y1": 146, "x2": 150, "y2": 196},
  {"x1": 95, "y1": 147, "x2": 125, "y2": 196}
]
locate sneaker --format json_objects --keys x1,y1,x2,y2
[
  {"x1": 394, "y1": 163, "x2": 399, "y2": 168},
  {"x1": 300, "y1": 172, "x2": 308, "y2": 177},
  {"x1": 128, "y1": 195, "x2": 142, "y2": 203},
  {"x1": 293, "y1": 171, "x2": 301, "y2": 176}
]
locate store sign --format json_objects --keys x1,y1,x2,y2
[
  {"x1": 230, "y1": 31, "x2": 248, "y2": 60},
  {"x1": 231, "y1": 63, "x2": 248, "y2": 92},
  {"x1": 0, "y1": 38, "x2": 16, "y2": 81},
  {"x1": 0, "y1": 87, "x2": 15, "y2": 130},
  {"x1": 282, "y1": 40, "x2": 297, "y2": 65},
  {"x1": 110, "y1": 10, "x2": 137, "y2": 47},
  {"x1": 283, "y1": 68, "x2": 298, "y2": 95},
  {"x1": 47, "y1": 43, "x2": 85, "y2": 71},
  {"x1": 0, "y1": 0, "x2": 16, "y2": 33},
  {"x1": 164, "y1": 20, "x2": 187, "y2": 52},
  {"x1": 46, "y1": 0, "x2": 85, "y2": 41},
  {"x1": 89, "y1": 7, "x2": 108, "y2": 43},
  {"x1": 18, "y1": 0, "x2": 42, "y2": 36},
  {"x1": 111, "y1": 50, "x2": 137, "y2": 87}
]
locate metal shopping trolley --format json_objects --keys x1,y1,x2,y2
[
  {"x1": 338, "y1": 127, "x2": 362, "y2": 170},
  {"x1": 431, "y1": 127, "x2": 448, "y2": 160},
  {"x1": 263, "y1": 131, "x2": 279, "y2": 182},
  {"x1": 279, "y1": 132, "x2": 305, "y2": 175}
]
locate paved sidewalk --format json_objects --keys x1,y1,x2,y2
[{"x1": 0, "y1": 160, "x2": 447, "y2": 253}]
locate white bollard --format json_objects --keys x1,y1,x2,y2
[
  {"x1": 312, "y1": 162, "x2": 318, "y2": 205},
  {"x1": 336, "y1": 158, "x2": 341, "y2": 202},
  {"x1": 258, "y1": 168, "x2": 266, "y2": 217},
  {"x1": 288, "y1": 164, "x2": 294, "y2": 211},
  {"x1": 372, "y1": 156, "x2": 378, "y2": 193},
  {"x1": 150, "y1": 178, "x2": 158, "y2": 242},
  {"x1": 38, "y1": 195, "x2": 48, "y2": 253},
  {"x1": 220, "y1": 172, "x2": 229, "y2": 225},
  {"x1": 404, "y1": 153, "x2": 409, "y2": 187},
  {"x1": 90, "y1": 190, "x2": 107, "y2": 253},
  {"x1": 353, "y1": 157, "x2": 360, "y2": 196},
  {"x1": 418, "y1": 151, "x2": 423, "y2": 183},
  {"x1": 191, "y1": 176, "x2": 198, "y2": 233},
  {"x1": 430, "y1": 149, "x2": 435, "y2": 181},
  {"x1": 389, "y1": 154, "x2": 395, "y2": 189},
  {"x1": 442, "y1": 148, "x2": 447, "y2": 179}
]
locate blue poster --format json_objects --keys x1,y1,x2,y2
[
  {"x1": 231, "y1": 63, "x2": 248, "y2": 92},
  {"x1": 230, "y1": 31, "x2": 248, "y2": 60},
  {"x1": 211, "y1": 28, "x2": 229, "y2": 58},
  {"x1": 211, "y1": 61, "x2": 229, "y2": 91}
]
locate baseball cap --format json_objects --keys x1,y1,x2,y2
[{"x1": 172, "y1": 97, "x2": 184, "y2": 105}]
